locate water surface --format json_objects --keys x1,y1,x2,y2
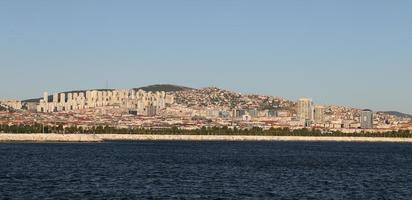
[{"x1": 1, "y1": 141, "x2": 412, "y2": 199}]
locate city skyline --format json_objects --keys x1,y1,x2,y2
[
  {"x1": 3, "y1": 85, "x2": 411, "y2": 133},
  {"x1": 2, "y1": 83, "x2": 411, "y2": 115},
  {"x1": 1, "y1": 1, "x2": 411, "y2": 114}
]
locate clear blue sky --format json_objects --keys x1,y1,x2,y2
[{"x1": 0, "y1": 0, "x2": 411, "y2": 114}]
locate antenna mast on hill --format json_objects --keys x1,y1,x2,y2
[{"x1": 106, "y1": 80, "x2": 109, "y2": 89}]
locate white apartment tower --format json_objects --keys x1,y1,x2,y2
[{"x1": 43, "y1": 92, "x2": 48, "y2": 103}]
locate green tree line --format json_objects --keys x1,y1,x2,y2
[{"x1": 0, "y1": 124, "x2": 411, "y2": 138}]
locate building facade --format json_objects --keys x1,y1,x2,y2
[
  {"x1": 37, "y1": 89, "x2": 174, "y2": 116},
  {"x1": 314, "y1": 105, "x2": 325, "y2": 124},
  {"x1": 0, "y1": 100, "x2": 22, "y2": 110},
  {"x1": 360, "y1": 109, "x2": 373, "y2": 129},
  {"x1": 297, "y1": 98, "x2": 314, "y2": 122}
]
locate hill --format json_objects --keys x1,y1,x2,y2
[
  {"x1": 134, "y1": 84, "x2": 194, "y2": 92},
  {"x1": 173, "y1": 87, "x2": 293, "y2": 110},
  {"x1": 379, "y1": 111, "x2": 412, "y2": 119}
]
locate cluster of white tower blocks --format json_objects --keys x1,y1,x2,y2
[{"x1": 37, "y1": 89, "x2": 174, "y2": 114}]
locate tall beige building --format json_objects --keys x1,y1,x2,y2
[
  {"x1": 297, "y1": 98, "x2": 314, "y2": 121},
  {"x1": 314, "y1": 105, "x2": 325, "y2": 124},
  {"x1": 43, "y1": 92, "x2": 48, "y2": 103}
]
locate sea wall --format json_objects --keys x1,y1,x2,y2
[
  {"x1": 0, "y1": 134, "x2": 102, "y2": 142},
  {"x1": 97, "y1": 134, "x2": 412, "y2": 143},
  {"x1": 2, "y1": 134, "x2": 412, "y2": 143}
]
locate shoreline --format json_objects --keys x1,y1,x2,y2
[{"x1": 1, "y1": 133, "x2": 412, "y2": 143}]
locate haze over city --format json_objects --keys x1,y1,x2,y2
[{"x1": 1, "y1": 0, "x2": 411, "y2": 114}]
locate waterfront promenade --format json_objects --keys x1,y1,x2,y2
[{"x1": 2, "y1": 134, "x2": 412, "y2": 143}]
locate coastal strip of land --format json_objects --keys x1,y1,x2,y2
[
  {"x1": 0, "y1": 134, "x2": 102, "y2": 142},
  {"x1": 2, "y1": 133, "x2": 412, "y2": 143}
]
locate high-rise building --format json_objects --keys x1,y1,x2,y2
[
  {"x1": 37, "y1": 89, "x2": 173, "y2": 115},
  {"x1": 314, "y1": 106, "x2": 325, "y2": 124},
  {"x1": 60, "y1": 93, "x2": 66, "y2": 103},
  {"x1": 360, "y1": 109, "x2": 373, "y2": 129},
  {"x1": 53, "y1": 94, "x2": 58, "y2": 103},
  {"x1": 297, "y1": 98, "x2": 314, "y2": 122},
  {"x1": 146, "y1": 105, "x2": 157, "y2": 117},
  {"x1": 43, "y1": 92, "x2": 48, "y2": 103},
  {"x1": 232, "y1": 109, "x2": 246, "y2": 118}
]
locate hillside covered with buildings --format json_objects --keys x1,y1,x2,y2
[{"x1": 1, "y1": 84, "x2": 411, "y2": 133}]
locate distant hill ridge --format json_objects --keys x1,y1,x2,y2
[
  {"x1": 134, "y1": 84, "x2": 194, "y2": 92},
  {"x1": 379, "y1": 111, "x2": 412, "y2": 119}
]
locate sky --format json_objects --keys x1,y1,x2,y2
[{"x1": 0, "y1": 0, "x2": 411, "y2": 114}]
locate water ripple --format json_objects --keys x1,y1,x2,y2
[{"x1": 1, "y1": 141, "x2": 412, "y2": 199}]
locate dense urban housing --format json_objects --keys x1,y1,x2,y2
[{"x1": 1, "y1": 85, "x2": 411, "y2": 133}]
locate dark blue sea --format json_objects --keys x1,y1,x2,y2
[{"x1": 1, "y1": 141, "x2": 412, "y2": 199}]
